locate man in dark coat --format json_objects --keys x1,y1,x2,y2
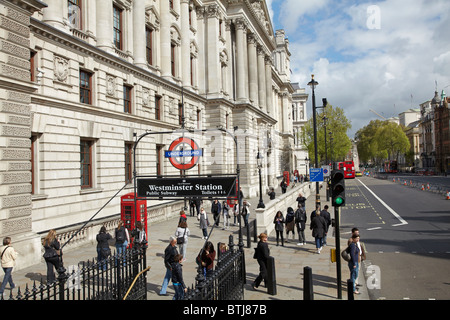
[
  {"x1": 320, "y1": 205, "x2": 332, "y2": 246},
  {"x1": 159, "y1": 236, "x2": 178, "y2": 296},
  {"x1": 310, "y1": 211, "x2": 327, "y2": 254}
]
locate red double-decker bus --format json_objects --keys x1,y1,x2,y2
[
  {"x1": 338, "y1": 161, "x2": 356, "y2": 179},
  {"x1": 384, "y1": 160, "x2": 398, "y2": 173}
]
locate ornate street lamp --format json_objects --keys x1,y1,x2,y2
[{"x1": 307, "y1": 74, "x2": 320, "y2": 206}]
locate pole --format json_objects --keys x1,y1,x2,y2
[
  {"x1": 311, "y1": 82, "x2": 320, "y2": 207},
  {"x1": 335, "y1": 206, "x2": 342, "y2": 299}
]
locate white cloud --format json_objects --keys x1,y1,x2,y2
[{"x1": 269, "y1": 0, "x2": 450, "y2": 137}]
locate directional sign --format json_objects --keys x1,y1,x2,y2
[
  {"x1": 165, "y1": 137, "x2": 202, "y2": 170},
  {"x1": 137, "y1": 176, "x2": 237, "y2": 198},
  {"x1": 309, "y1": 168, "x2": 324, "y2": 182}
]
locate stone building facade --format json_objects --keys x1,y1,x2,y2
[{"x1": 1, "y1": 0, "x2": 296, "y2": 269}]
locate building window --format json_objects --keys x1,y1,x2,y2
[
  {"x1": 178, "y1": 103, "x2": 183, "y2": 125},
  {"x1": 146, "y1": 27, "x2": 153, "y2": 65},
  {"x1": 68, "y1": 0, "x2": 82, "y2": 29},
  {"x1": 113, "y1": 5, "x2": 123, "y2": 50},
  {"x1": 190, "y1": 55, "x2": 194, "y2": 86},
  {"x1": 123, "y1": 85, "x2": 132, "y2": 113},
  {"x1": 31, "y1": 135, "x2": 37, "y2": 194},
  {"x1": 30, "y1": 51, "x2": 36, "y2": 82},
  {"x1": 156, "y1": 145, "x2": 163, "y2": 176},
  {"x1": 80, "y1": 139, "x2": 93, "y2": 189},
  {"x1": 80, "y1": 70, "x2": 92, "y2": 104},
  {"x1": 155, "y1": 95, "x2": 161, "y2": 120},
  {"x1": 125, "y1": 142, "x2": 133, "y2": 184},
  {"x1": 169, "y1": 0, "x2": 174, "y2": 10},
  {"x1": 171, "y1": 43, "x2": 176, "y2": 77}
]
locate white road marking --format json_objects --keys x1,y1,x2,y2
[
  {"x1": 367, "y1": 227, "x2": 382, "y2": 231},
  {"x1": 357, "y1": 179, "x2": 408, "y2": 226}
]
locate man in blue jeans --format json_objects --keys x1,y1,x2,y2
[
  {"x1": 159, "y1": 236, "x2": 178, "y2": 296},
  {"x1": 348, "y1": 234, "x2": 361, "y2": 295},
  {"x1": 0, "y1": 237, "x2": 18, "y2": 298}
]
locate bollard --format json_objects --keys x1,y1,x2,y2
[
  {"x1": 347, "y1": 279, "x2": 354, "y2": 300},
  {"x1": 267, "y1": 256, "x2": 277, "y2": 295},
  {"x1": 303, "y1": 266, "x2": 314, "y2": 300}
]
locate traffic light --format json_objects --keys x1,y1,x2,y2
[{"x1": 331, "y1": 169, "x2": 345, "y2": 207}]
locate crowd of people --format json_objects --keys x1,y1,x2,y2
[{"x1": 0, "y1": 179, "x2": 368, "y2": 300}]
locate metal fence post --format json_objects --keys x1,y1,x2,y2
[
  {"x1": 267, "y1": 256, "x2": 277, "y2": 295},
  {"x1": 303, "y1": 266, "x2": 314, "y2": 300},
  {"x1": 347, "y1": 279, "x2": 354, "y2": 300}
]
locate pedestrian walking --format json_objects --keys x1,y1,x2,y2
[
  {"x1": 232, "y1": 201, "x2": 239, "y2": 226},
  {"x1": 0, "y1": 237, "x2": 18, "y2": 297},
  {"x1": 189, "y1": 197, "x2": 196, "y2": 216},
  {"x1": 294, "y1": 204, "x2": 307, "y2": 245},
  {"x1": 348, "y1": 234, "x2": 360, "y2": 294},
  {"x1": 200, "y1": 241, "x2": 216, "y2": 279},
  {"x1": 175, "y1": 220, "x2": 190, "y2": 261},
  {"x1": 280, "y1": 178, "x2": 287, "y2": 194},
  {"x1": 347, "y1": 228, "x2": 366, "y2": 288},
  {"x1": 171, "y1": 254, "x2": 187, "y2": 300},
  {"x1": 222, "y1": 200, "x2": 230, "y2": 230},
  {"x1": 211, "y1": 199, "x2": 221, "y2": 227},
  {"x1": 273, "y1": 211, "x2": 285, "y2": 246},
  {"x1": 42, "y1": 229, "x2": 62, "y2": 284},
  {"x1": 242, "y1": 200, "x2": 251, "y2": 226},
  {"x1": 267, "y1": 187, "x2": 276, "y2": 200},
  {"x1": 296, "y1": 193, "x2": 306, "y2": 208},
  {"x1": 115, "y1": 220, "x2": 130, "y2": 257},
  {"x1": 310, "y1": 210, "x2": 327, "y2": 254},
  {"x1": 252, "y1": 233, "x2": 270, "y2": 290},
  {"x1": 132, "y1": 221, "x2": 147, "y2": 249},
  {"x1": 178, "y1": 210, "x2": 187, "y2": 224},
  {"x1": 159, "y1": 235, "x2": 178, "y2": 296},
  {"x1": 96, "y1": 226, "x2": 111, "y2": 270},
  {"x1": 197, "y1": 207, "x2": 209, "y2": 239},
  {"x1": 320, "y1": 205, "x2": 332, "y2": 246},
  {"x1": 285, "y1": 207, "x2": 296, "y2": 241}
]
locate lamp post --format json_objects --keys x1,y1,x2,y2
[
  {"x1": 305, "y1": 156, "x2": 309, "y2": 180},
  {"x1": 257, "y1": 149, "x2": 265, "y2": 208},
  {"x1": 329, "y1": 131, "x2": 334, "y2": 169},
  {"x1": 307, "y1": 75, "x2": 320, "y2": 207}
]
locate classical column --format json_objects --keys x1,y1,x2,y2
[
  {"x1": 96, "y1": 0, "x2": 113, "y2": 52},
  {"x1": 133, "y1": 0, "x2": 147, "y2": 68},
  {"x1": 160, "y1": 0, "x2": 171, "y2": 78},
  {"x1": 265, "y1": 56, "x2": 273, "y2": 116},
  {"x1": 206, "y1": 5, "x2": 220, "y2": 97},
  {"x1": 247, "y1": 34, "x2": 258, "y2": 106},
  {"x1": 235, "y1": 18, "x2": 247, "y2": 102},
  {"x1": 257, "y1": 46, "x2": 266, "y2": 110},
  {"x1": 42, "y1": 0, "x2": 66, "y2": 31},
  {"x1": 180, "y1": 0, "x2": 191, "y2": 87},
  {"x1": 197, "y1": 7, "x2": 206, "y2": 94}
]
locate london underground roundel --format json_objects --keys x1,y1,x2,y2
[{"x1": 165, "y1": 137, "x2": 203, "y2": 170}]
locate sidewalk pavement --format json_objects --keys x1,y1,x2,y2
[{"x1": 4, "y1": 182, "x2": 370, "y2": 300}]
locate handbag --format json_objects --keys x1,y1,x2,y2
[{"x1": 177, "y1": 228, "x2": 187, "y2": 245}]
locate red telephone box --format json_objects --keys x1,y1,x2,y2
[
  {"x1": 120, "y1": 192, "x2": 147, "y2": 238},
  {"x1": 283, "y1": 171, "x2": 290, "y2": 186}
]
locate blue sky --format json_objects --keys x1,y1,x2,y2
[{"x1": 266, "y1": 0, "x2": 450, "y2": 138}]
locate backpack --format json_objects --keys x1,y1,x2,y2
[
  {"x1": 286, "y1": 207, "x2": 295, "y2": 223},
  {"x1": 295, "y1": 207, "x2": 305, "y2": 222},
  {"x1": 341, "y1": 246, "x2": 351, "y2": 262},
  {"x1": 116, "y1": 227, "x2": 126, "y2": 242}
]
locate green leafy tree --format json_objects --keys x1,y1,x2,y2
[{"x1": 302, "y1": 104, "x2": 352, "y2": 164}]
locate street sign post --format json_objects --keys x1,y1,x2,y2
[
  {"x1": 309, "y1": 168, "x2": 324, "y2": 182},
  {"x1": 137, "y1": 176, "x2": 237, "y2": 199}
]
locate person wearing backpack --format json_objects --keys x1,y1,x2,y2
[
  {"x1": 294, "y1": 204, "x2": 307, "y2": 245},
  {"x1": 285, "y1": 207, "x2": 296, "y2": 242},
  {"x1": 115, "y1": 221, "x2": 129, "y2": 257}
]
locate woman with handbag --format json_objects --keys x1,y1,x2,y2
[
  {"x1": 96, "y1": 226, "x2": 112, "y2": 270},
  {"x1": 42, "y1": 229, "x2": 61, "y2": 284},
  {"x1": 175, "y1": 220, "x2": 190, "y2": 261}
]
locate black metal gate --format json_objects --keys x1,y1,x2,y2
[
  {"x1": 5, "y1": 248, "x2": 147, "y2": 301},
  {"x1": 185, "y1": 235, "x2": 245, "y2": 300}
]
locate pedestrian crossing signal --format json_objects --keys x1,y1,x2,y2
[{"x1": 331, "y1": 169, "x2": 345, "y2": 207}]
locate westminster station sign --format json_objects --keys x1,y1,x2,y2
[{"x1": 137, "y1": 176, "x2": 237, "y2": 199}]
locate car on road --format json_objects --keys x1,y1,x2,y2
[{"x1": 355, "y1": 171, "x2": 362, "y2": 177}]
